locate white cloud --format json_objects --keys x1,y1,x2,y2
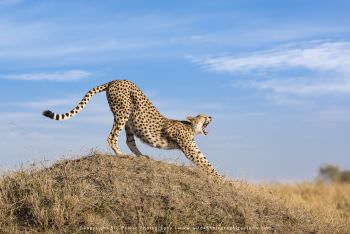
[
  {"x1": 0, "y1": 20, "x2": 53, "y2": 47},
  {"x1": 193, "y1": 42, "x2": 350, "y2": 74},
  {"x1": 0, "y1": 13, "x2": 200, "y2": 61},
  {"x1": 0, "y1": 70, "x2": 91, "y2": 81},
  {"x1": 3, "y1": 98, "x2": 76, "y2": 109},
  {"x1": 192, "y1": 41, "x2": 350, "y2": 97},
  {"x1": 0, "y1": 0, "x2": 22, "y2": 6},
  {"x1": 252, "y1": 79, "x2": 350, "y2": 95}
]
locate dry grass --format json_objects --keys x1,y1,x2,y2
[
  {"x1": 0, "y1": 152, "x2": 349, "y2": 233},
  {"x1": 268, "y1": 182, "x2": 350, "y2": 230}
]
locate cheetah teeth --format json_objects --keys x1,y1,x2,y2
[{"x1": 202, "y1": 125, "x2": 208, "y2": 135}]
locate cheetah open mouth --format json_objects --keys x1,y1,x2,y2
[{"x1": 202, "y1": 121, "x2": 209, "y2": 135}]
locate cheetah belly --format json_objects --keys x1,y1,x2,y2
[{"x1": 127, "y1": 117, "x2": 178, "y2": 150}]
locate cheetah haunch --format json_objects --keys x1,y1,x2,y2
[{"x1": 43, "y1": 80, "x2": 221, "y2": 178}]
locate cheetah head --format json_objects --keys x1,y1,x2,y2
[{"x1": 187, "y1": 114, "x2": 212, "y2": 135}]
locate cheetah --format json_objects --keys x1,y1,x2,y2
[{"x1": 43, "y1": 80, "x2": 221, "y2": 178}]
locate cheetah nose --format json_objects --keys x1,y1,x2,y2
[{"x1": 209, "y1": 116, "x2": 212, "y2": 121}]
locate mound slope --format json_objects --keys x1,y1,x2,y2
[{"x1": 0, "y1": 152, "x2": 348, "y2": 233}]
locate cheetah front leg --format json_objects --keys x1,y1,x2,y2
[{"x1": 177, "y1": 139, "x2": 222, "y2": 179}]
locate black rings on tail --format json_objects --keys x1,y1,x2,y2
[
  {"x1": 42, "y1": 110, "x2": 55, "y2": 119},
  {"x1": 42, "y1": 82, "x2": 109, "y2": 121}
]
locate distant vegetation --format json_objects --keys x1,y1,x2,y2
[
  {"x1": 0, "y1": 152, "x2": 349, "y2": 233},
  {"x1": 318, "y1": 164, "x2": 350, "y2": 183}
]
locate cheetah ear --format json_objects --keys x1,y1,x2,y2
[{"x1": 186, "y1": 116, "x2": 194, "y2": 122}]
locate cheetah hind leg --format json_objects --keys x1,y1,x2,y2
[
  {"x1": 107, "y1": 117, "x2": 129, "y2": 157},
  {"x1": 125, "y1": 124, "x2": 150, "y2": 159},
  {"x1": 125, "y1": 125, "x2": 141, "y2": 155}
]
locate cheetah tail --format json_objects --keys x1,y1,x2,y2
[{"x1": 42, "y1": 82, "x2": 109, "y2": 121}]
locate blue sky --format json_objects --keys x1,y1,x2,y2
[{"x1": 1, "y1": 0, "x2": 350, "y2": 181}]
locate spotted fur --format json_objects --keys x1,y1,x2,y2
[{"x1": 43, "y1": 80, "x2": 221, "y2": 178}]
